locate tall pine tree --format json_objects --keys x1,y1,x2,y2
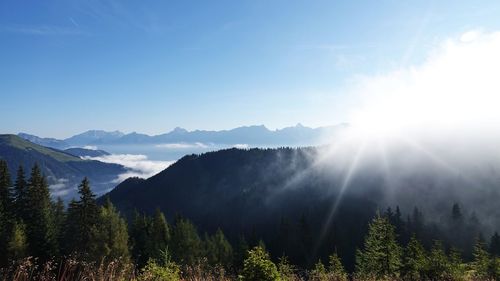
[
  {"x1": 129, "y1": 210, "x2": 153, "y2": 267},
  {"x1": 426, "y1": 241, "x2": 450, "y2": 279},
  {"x1": 472, "y1": 237, "x2": 491, "y2": 279},
  {"x1": 402, "y1": 235, "x2": 426, "y2": 280},
  {"x1": 0, "y1": 160, "x2": 12, "y2": 219},
  {"x1": 99, "y1": 198, "x2": 130, "y2": 261},
  {"x1": 0, "y1": 160, "x2": 13, "y2": 266},
  {"x1": 150, "y1": 208, "x2": 170, "y2": 262},
  {"x1": 13, "y1": 166, "x2": 28, "y2": 222},
  {"x1": 204, "y1": 228, "x2": 233, "y2": 267},
  {"x1": 356, "y1": 213, "x2": 402, "y2": 279},
  {"x1": 170, "y1": 216, "x2": 202, "y2": 265},
  {"x1": 63, "y1": 177, "x2": 101, "y2": 261},
  {"x1": 25, "y1": 164, "x2": 57, "y2": 261}
]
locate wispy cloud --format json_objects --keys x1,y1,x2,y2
[
  {"x1": 83, "y1": 154, "x2": 172, "y2": 182},
  {"x1": 69, "y1": 17, "x2": 80, "y2": 28},
  {"x1": 0, "y1": 24, "x2": 86, "y2": 36},
  {"x1": 48, "y1": 178, "x2": 71, "y2": 197}
]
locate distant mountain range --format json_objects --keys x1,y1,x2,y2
[
  {"x1": 0, "y1": 134, "x2": 125, "y2": 199},
  {"x1": 18, "y1": 133, "x2": 70, "y2": 149},
  {"x1": 18, "y1": 124, "x2": 347, "y2": 149}
]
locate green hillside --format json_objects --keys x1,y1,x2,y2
[
  {"x1": 0, "y1": 134, "x2": 125, "y2": 199},
  {"x1": 0, "y1": 134, "x2": 81, "y2": 162}
]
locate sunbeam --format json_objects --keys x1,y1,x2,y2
[{"x1": 313, "y1": 141, "x2": 367, "y2": 257}]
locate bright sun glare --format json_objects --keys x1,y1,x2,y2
[
  {"x1": 347, "y1": 30, "x2": 500, "y2": 140},
  {"x1": 314, "y1": 31, "x2": 500, "y2": 249}
]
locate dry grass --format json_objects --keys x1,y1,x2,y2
[
  {"x1": 1, "y1": 257, "x2": 135, "y2": 281},
  {"x1": 1, "y1": 258, "x2": 238, "y2": 281},
  {"x1": 2, "y1": 258, "x2": 490, "y2": 281}
]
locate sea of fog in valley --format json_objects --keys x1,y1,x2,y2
[{"x1": 96, "y1": 143, "x2": 252, "y2": 161}]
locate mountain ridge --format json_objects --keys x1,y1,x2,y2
[{"x1": 18, "y1": 123, "x2": 347, "y2": 149}]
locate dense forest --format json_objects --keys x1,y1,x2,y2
[{"x1": 1, "y1": 160, "x2": 500, "y2": 280}]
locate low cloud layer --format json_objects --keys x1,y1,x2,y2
[
  {"x1": 156, "y1": 142, "x2": 209, "y2": 149},
  {"x1": 84, "y1": 154, "x2": 173, "y2": 182},
  {"x1": 83, "y1": 145, "x2": 98, "y2": 150},
  {"x1": 233, "y1": 144, "x2": 249, "y2": 149},
  {"x1": 156, "y1": 142, "x2": 250, "y2": 150},
  {"x1": 48, "y1": 177, "x2": 70, "y2": 197}
]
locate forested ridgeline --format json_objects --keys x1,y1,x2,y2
[{"x1": 1, "y1": 161, "x2": 500, "y2": 280}]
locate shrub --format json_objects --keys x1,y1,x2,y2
[
  {"x1": 138, "y1": 255, "x2": 180, "y2": 281},
  {"x1": 240, "y1": 246, "x2": 280, "y2": 281}
]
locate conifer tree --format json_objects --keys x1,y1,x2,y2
[
  {"x1": 63, "y1": 178, "x2": 101, "y2": 261},
  {"x1": 384, "y1": 207, "x2": 394, "y2": 221},
  {"x1": 426, "y1": 241, "x2": 450, "y2": 280},
  {"x1": 393, "y1": 206, "x2": 406, "y2": 244},
  {"x1": 310, "y1": 260, "x2": 328, "y2": 281},
  {"x1": 410, "y1": 207, "x2": 424, "y2": 240},
  {"x1": 25, "y1": 164, "x2": 57, "y2": 261},
  {"x1": 490, "y1": 257, "x2": 500, "y2": 280},
  {"x1": 204, "y1": 228, "x2": 233, "y2": 267},
  {"x1": 448, "y1": 247, "x2": 465, "y2": 280},
  {"x1": 13, "y1": 166, "x2": 28, "y2": 222},
  {"x1": 0, "y1": 160, "x2": 13, "y2": 266},
  {"x1": 0, "y1": 160, "x2": 12, "y2": 219},
  {"x1": 170, "y1": 216, "x2": 202, "y2": 265},
  {"x1": 402, "y1": 235, "x2": 426, "y2": 280},
  {"x1": 472, "y1": 237, "x2": 491, "y2": 279},
  {"x1": 451, "y1": 203, "x2": 463, "y2": 222},
  {"x1": 99, "y1": 198, "x2": 130, "y2": 261},
  {"x1": 130, "y1": 210, "x2": 153, "y2": 267},
  {"x1": 63, "y1": 198, "x2": 79, "y2": 254},
  {"x1": 327, "y1": 252, "x2": 347, "y2": 281},
  {"x1": 78, "y1": 178, "x2": 101, "y2": 260},
  {"x1": 52, "y1": 197, "x2": 65, "y2": 257},
  {"x1": 355, "y1": 213, "x2": 402, "y2": 279},
  {"x1": 150, "y1": 208, "x2": 170, "y2": 261},
  {"x1": 385, "y1": 206, "x2": 406, "y2": 243}
]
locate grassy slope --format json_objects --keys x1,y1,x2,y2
[
  {"x1": 0, "y1": 134, "x2": 81, "y2": 162},
  {"x1": 0, "y1": 134, "x2": 125, "y2": 198}
]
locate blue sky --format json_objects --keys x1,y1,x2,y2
[{"x1": 1, "y1": 1, "x2": 500, "y2": 138}]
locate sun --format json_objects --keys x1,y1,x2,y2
[{"x1": 343, "y1": 30, "x2": 500, "y2": 141}]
